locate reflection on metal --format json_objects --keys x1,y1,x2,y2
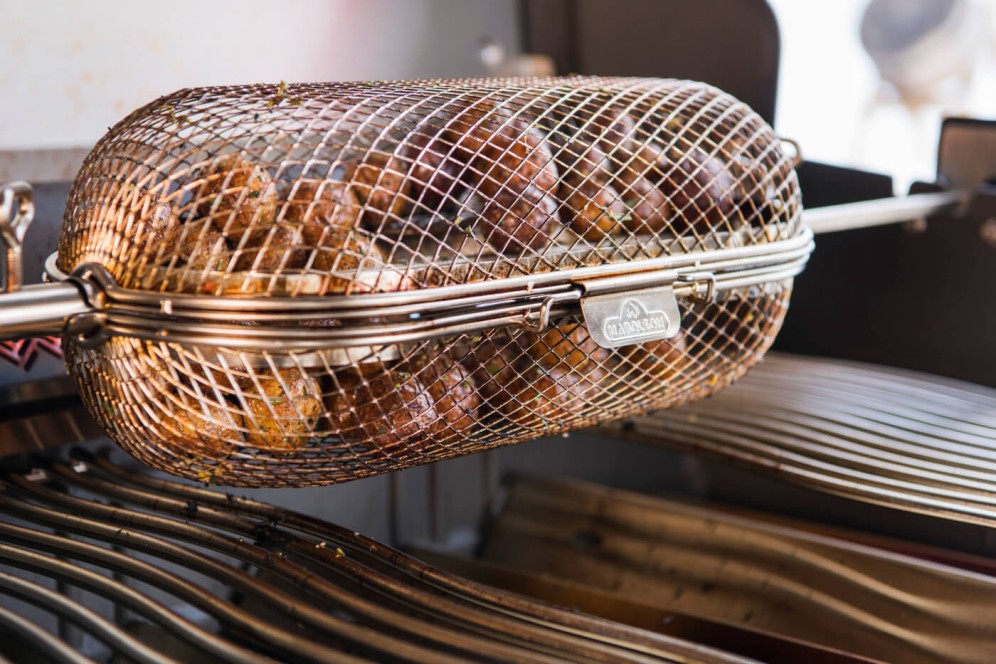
[{"x1": 481, "y1": 474, "x2": 996, "y2": 664}]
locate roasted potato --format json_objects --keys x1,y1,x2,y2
[
  {"x1": 470, "y1": 120, "x2": 560, "y2": 253},
  {"x1": 168, "y1": 399, "x2": 245, "y2": 459},
  {"x1": 614, "y1": 173, "x2": 671, "y2": 234},
  {"x1": 243, "y1": 370, "x2": 323, "y2": 453},
  {"x1": 195, "y1": 156, "x2": 277, "y2": 238},
  {"x1": 653, "y1": 117, "x2": 737, "y2": 234},
  {"x1": 233, "y1": 222, "x2": 307, "y2": 272},
  {"x1": 68, "y1": 185, "x2": 182, "y2": 286},
  {"x1": 554, "y1": 139, "x2": 626, "y2": 240},
  {"x1": 463, "y1": 338, "x2": 523, "y2": 416},
  {"x1": 441, "y1": 104, "x2": 560, "y2": 254},
  {"x1": 346, "y1": 151, "x2": 412, "y2": 226},
  {"x1": 575, "y1": 105, "x2": 674, "y2": 234},
  {"x1": 476, "y1": 185, "x2": 559, "y2": 254},
  {"x1": 616, "y1": 334, "x2": 689, "y2": 379},
  {"x1": 179, "y1": 221, "x2": 232, "y2": 271},
  {"x1": 520, "y1": 322, "x2": 612, "y2": 372},
  {"x1": 404, "y1": 351, "x2": 480, "y2": 439},
  {"x1": 313, "y1": 229, "x2": 413, "y2": 294},
  {"x1": 325, "y1": 369, "x2": 436, "y2": 452},
  {"x1": 502, "y1": 363, "x2": 608, "y2": 432},
  {"x1": 283, "y1": 178, "x2": 362, "y2": 244},
  {"x1": 401, "y1": 122, "x2": 465, "y2": 210}
]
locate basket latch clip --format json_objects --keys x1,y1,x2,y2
[{"x1": 573, "y1": 270, "x2": 682, "y2": 350}]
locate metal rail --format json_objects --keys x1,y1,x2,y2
[{"x1": 803, "y1": 190, "x2": 968, "y2": 235}]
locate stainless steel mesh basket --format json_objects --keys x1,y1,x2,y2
[{"x1": 8, "y1": 76, "x2": 810, "y2": 487}]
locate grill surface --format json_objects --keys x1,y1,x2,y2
[
  {"x1": 607, "y1": 353, "x2": 996, "y2": 527},
  {"x1": 0, "y1": 451, "x2": 746, "y2": 663}
]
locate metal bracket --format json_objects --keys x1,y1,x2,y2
[{"x1": 0, "y1": 182, "x2": 35, "y2": 293}]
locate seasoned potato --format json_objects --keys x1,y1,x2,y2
[
  {"x1": 233, "y1": 223, "x2": 307, "y2": 272},
  {"x1": 614, "y1": 173, "x2": 671, "y2": 234},
  {"x1": 68, "y1": 186, "x2": 182, "y2": 286},
  {"x1": 179, "y1": 222, "x2": 232, "y2": 271},
  {"x1": 476, "y1": 186, "x2": 559, "y2": 254},
  {"x1": 575, "y1": 105, "x2": 674, "y2": 234},
  {"x1": 468, "y1": 118, "x2": 560, "y2": 254},
  {"x1": 167, "y1": 399, "x2": 245, "y2": 459},
  {"x1": 657, "y1": 144, "x2": 736, "y2": 234},
  {"x1": 243, "y1": 371, "x2": 323, "y2": 453},
  {"x1": 463, "y1": 338, "x2": 522, "y2": 417},
  {"x1": 128, "y1": 191, "x2": 183, "y2": 266},
  {"x1": 555, "y1": 139, "x2": 626, "y2": 240},
  {"x1": 98, "y1": 336, "x2": 173, "y2": 399},
  {"x1": 404, "y1": 352, "x2": 479, "y2": 439},
  {"x1": 402, "y1": 123, "x2": 465, "y2": 209},
  {"x1": 561, "y1": 181, "x2": 626, "y2": 240},
  {"x1": 502, "y1": 363, "x2": 608, "y2": 432},
  {"x1": 520, "y1": 322, "x2": 612, "y2": 371},
  {"x1": 615, "y1": 334, "x2": 690, "y2": 389},
  {"x1": 346, "y1": 152, "x2": 412, "y2": 225},
  {"x1": 313, "y1": 229, "x2": 413, "y2": 294},
  {"x1": 195, "y1": 156, "x2": 277, "y2": 238},
  {"x1": 283, "y1": 178, "x2": 362, "y2": 244},
  {"x1": 325, "y1": 369, "x2": 436, "y2": 452}
]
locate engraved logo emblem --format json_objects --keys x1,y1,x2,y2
[{"x1": 602, "y1": 297, "x2": 678, "y2": 343}]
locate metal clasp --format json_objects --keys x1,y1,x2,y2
[
  {"x1": 573, "y1": 270, "x2": 683, "y2": 350},
  {"x1": 0, "y1": 182, "x2": 35, "y2": 293},
  {"x1": 677, "y1": 271, "x2": 717, "y2": 303}
]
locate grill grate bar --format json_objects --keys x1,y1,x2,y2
[
  {"x1": 0, "y1": 570, "x2": 172, "y2": 664},
  {"x1": 0, "y1": 536, "x2": 272, "y2": 664},
  {"x1": 608, "y1": 353, "x2": 996, "y2": 527},
  {"x1": 32, "y1": 459, "x2": 657, "y2": 664},
  {"x1": 0, "y1": 452, "x2": 755, "y2": 663},
  {"x1": 78, "y1": 448, "x2": 748, "y2": 664},
  {"x1": 0, "y1": 489, "x2": 418, "y2": 664},
  {"x1": 0, "y1": 600, "x2": 95, "y2": 664},
  {"x1": 2, "y1": 472, "x2": 549, "y2": 664}
]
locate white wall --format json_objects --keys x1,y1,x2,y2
[{"x1": 0, "y1": 0, "x2": 520, "y2": 151}]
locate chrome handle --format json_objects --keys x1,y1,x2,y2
[{"x1": 0, "y1": 181, "x2": 35, "y2": 292}]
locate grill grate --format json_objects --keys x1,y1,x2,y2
[
  {"x1": 607, "y1": 353, "x2": 996, "y2": 527},
  {"x1": 0, "y1": 450, "x2": 747, "y2": 663}
]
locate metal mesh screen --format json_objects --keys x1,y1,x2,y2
[{"x1": 56, "y1": 76, "x2": 802, "y2": 486}]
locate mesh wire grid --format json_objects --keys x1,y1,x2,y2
[{"x1": 56, "y1": 76, "x2": 803, "y2": 486}]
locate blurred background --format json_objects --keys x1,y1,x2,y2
[{"x1": 1, "y1": 0, "x2": 994, "y2": 190}]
